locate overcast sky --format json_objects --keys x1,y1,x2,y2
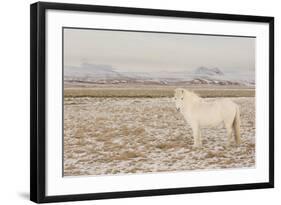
[{"x1": 64, "y1": 28, "x2": 255, "y2": 74}]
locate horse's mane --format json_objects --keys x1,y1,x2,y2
[{"x1": 183, "y1": 89, "x2": 201, "y2": 101}]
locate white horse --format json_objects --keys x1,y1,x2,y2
[{"x1": 174, "y1": 88, "x2": 241, "y2": 148}]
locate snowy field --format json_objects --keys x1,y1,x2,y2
[{"x1": 64, "y1": 97, "x2": 255, "y2": 176}]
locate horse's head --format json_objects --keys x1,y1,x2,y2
[{"x1": 174, "y1": 88, "x2": 185, "y2": 112}]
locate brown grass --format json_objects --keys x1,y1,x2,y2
[
  {"x1": 155, "y1": 142, "x2": 186, "y2": 150},
  {"x1": 112, "y1": 151, "x2": 144, "y2": 161},
  {"x1": 63, "y1": 96, "x2": 255, "y2": 176},
  {"x1": 205, "y1": 151, "x2": 226, "y2": 158},
  {"x1": 64, "y1": 87, "x2": 255, "y2": 98}
]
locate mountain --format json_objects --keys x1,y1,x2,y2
[
  {"x1": 64, "y1": 63, "x2": 132, "y2": 84},
  {"x1": 64, "y1": 64, "x2": 254, "y2": 86},
  {"x1": 194, "y1": 66, "x2": 224, "y2": 76},
  {"x1": 190, "y1": 67, "x2": 255, "y2": 86},
  {"x1": 65, "y1": 63, "x2": 120, "y2": 78}
]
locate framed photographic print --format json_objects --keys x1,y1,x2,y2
[{"x1": 30, "y1": 2, "x2": 274, "y2": 203}]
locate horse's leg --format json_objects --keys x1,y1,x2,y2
[
  {"x1": 198, "y1": 129, "x2": 202, "y2": 147},
  {"x1": 225, "y1": 125, "x2": 233, "y2": 146},
  {"x1": 192, "y1": 124, "x2": 202, "y2": 148}
]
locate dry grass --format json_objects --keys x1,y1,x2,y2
[
  {"x1": 63, "y1": 96, "x2": 255, "y2": 176},
  {"x1": 64, "y1": 87, "x2": 255, "y2": 98},
  {"x1": 112, "y1": 151, "x2": 144, "y2": 161},
  {"x1": 155, "y1": 142, "x2": 187, "y2": 150}
]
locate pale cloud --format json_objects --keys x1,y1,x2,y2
[{"x1": 64, "y1": 28, "x2": 255, "y2": 74}]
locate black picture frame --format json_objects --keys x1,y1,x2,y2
[{"x1": 30, "y1": 1, "x2": 274, "y2": 203}]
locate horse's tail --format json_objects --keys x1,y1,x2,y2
[{"x1": 233, "y1": 105, "x2": 241, "y2": 145}]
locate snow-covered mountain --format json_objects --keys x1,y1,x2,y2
[
  {"x1": 65, "y1": 63, "x2": 123, "y2": 80},
  {"x1": 64, "y1": 64, "x2": 255, "y2": 86},
  {"x1": 194, "y1": 66, "x2": 224, "y2": 76}
]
